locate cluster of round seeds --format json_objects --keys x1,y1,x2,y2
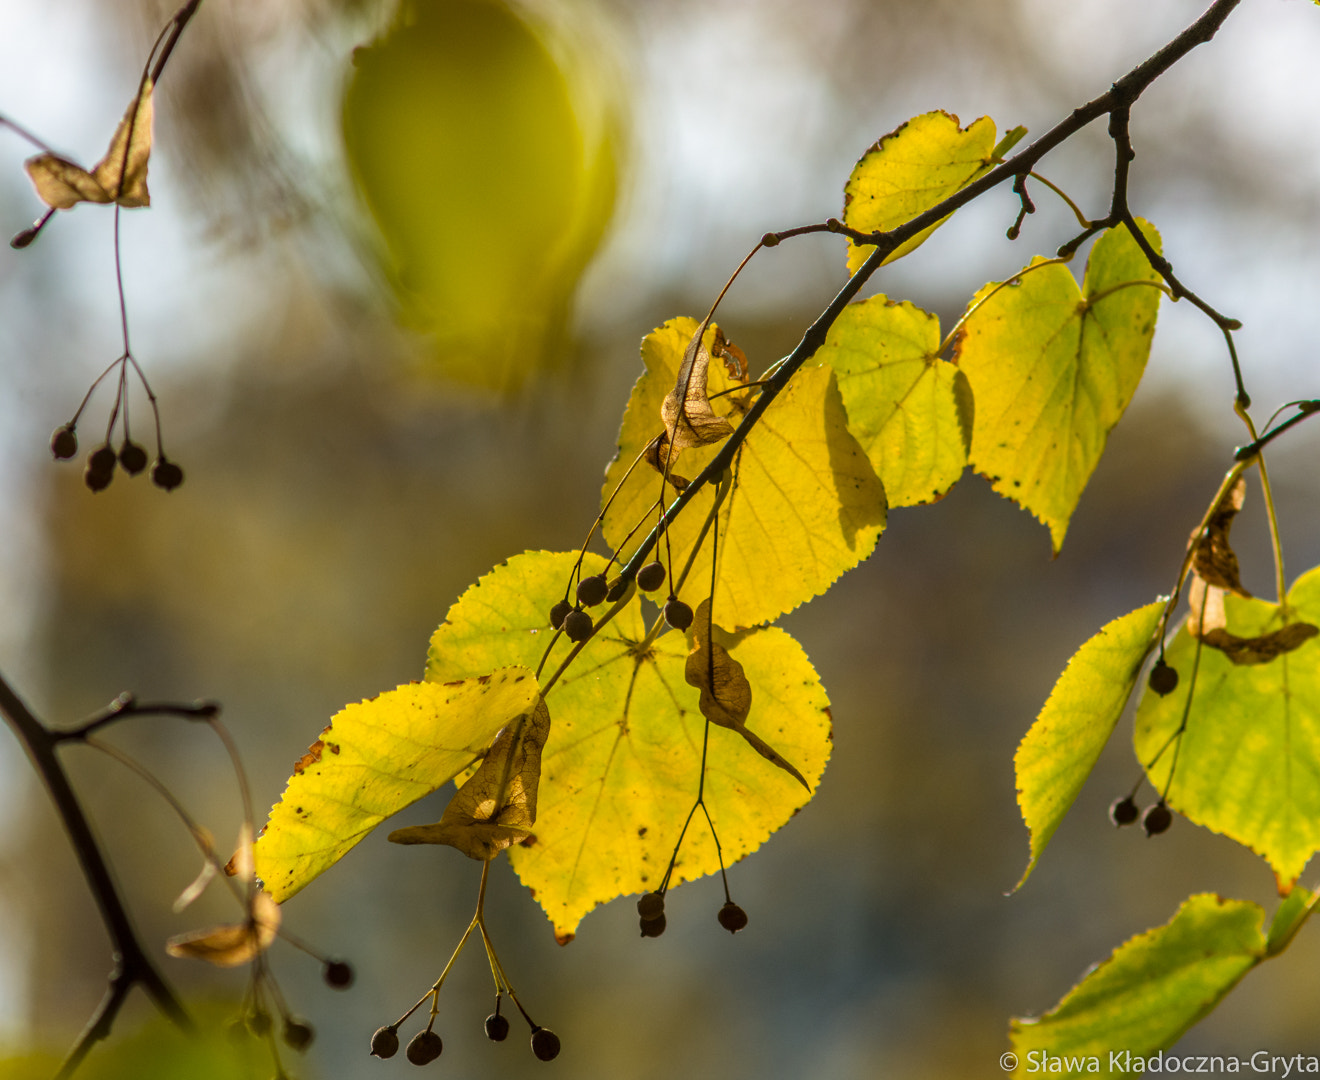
[
  {"x1": 371, "y1": 1007, "x2": 559, "y2": 1064},
  {"x1": 637, "y1": 890, "x2": 666, "y2": 937},
  {"x1": 52, "y1": 423, "x2": 184, "y2": 493}
]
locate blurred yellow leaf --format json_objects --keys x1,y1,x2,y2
[
  {"x1": 165, "y1": 890, "x2": 280, "y2": 969},
  {"x1": 342, "y1": 0, "x2": 620, "y2": 391},
  {"x1": 25, "y1": 78, "x2": 153, "y2": 209}
]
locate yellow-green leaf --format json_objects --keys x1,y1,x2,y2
[
  {"x1": 342, "y1": 0, "x2": 619, "y2": 391},
  {"x1": 603, "y1": 317, "x2": 887, "y2": 630},
  {"x1": 25, "y1": 77, "x2": 154, "y2": 210},
  {"x1": 426, "y1": 551, "x2": 831, "y2": 941},
  {"x1": 813, "y1": 295, "x2": 971, "y2": 506},
  {"x1": 253, "y1": 672, "x2": 540, "y2": 902},
  {"x1": 1011, "y1": 892, "x2": 1307, "y2": 1075},
  {"x1": 1134, "y1": 565, "x2": 1320, "y2": 890},
  {"x1": 1014, "y1": 600, "x2": 1164, "y2": 890},
  {"x1": 955, "y1": 221, "x2": 1163, "y2": 553},
  {"x1": 843, "y1": 111, "x2": 1000, "y2": 273}
]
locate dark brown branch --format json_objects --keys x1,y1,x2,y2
[
  {"x1": 613, "y1": 0, "x2": 1242, "y2": 589},
  {"x1": 0, "y1": 673, "x2": 194, "y2": 1077}
]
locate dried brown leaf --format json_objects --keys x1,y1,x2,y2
[
  {"x1": 388, "y1": 697, "x2": 550, "y2": 860},
  {"x1": 660, "y1": 318, "x2": 735, "y2": 457},
  {"x1": 686, "y1": 601, "x2": 808, "y2": 789},
  {"x1": 1200, "y1": 623, "x2": 1319, "y2": 666},
  {"x1": 165, "y1": 889, "x2": 280, "y2": 968},
  {"x1": 1191, "y1": 476, "x2": 1251, "y2": 597},
  {"x1": 24, "y1": 78, "x2": 153, "y2": 210}
]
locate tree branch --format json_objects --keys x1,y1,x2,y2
[
  {"x1": 614, "y1": 0, "x2": 1243, "y2": 588},
  {"x1": 0, "y1": 672, "x2": 194, "y2": 1076}
]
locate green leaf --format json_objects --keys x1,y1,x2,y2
[
  {"x1": 1134, "y1": 565, "x2": 1320, "y2": 890},
  {"x1": 602, "y1": 317, "x2": 887, "y2": 630},
  {"x1": 1014, "y1": 600, "x2": 1164, "y2": 889},
  {"x1": 1011, "y1": 893, "x2": 1302, "y2": 1074},
  {"x1": 253, "y1": 672, "x2": 541, "y2": 902},
  {"x1": 426, "y1": 551, "x2": 831, "y2": 941},
  {"x1": 813, "y1": 294, "x2": 971, "y2": 506},
  {"x1": 843, "y1": 111, "x2": 1001, "y2": 273},
  {"x1": 954, "y1": 222, "x2": 1163, "y2": 553}
]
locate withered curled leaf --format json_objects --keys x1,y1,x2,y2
[
  {"x1": 24, "y1": 77, "x2": 154, "y2": 211},
  {"x1": 686, "y1": 601, "x2": 808, "y2": 790},
  {"x1": 166, "y1": 889, "x2": 281, "y2": 968},
  {"x1": 388, "y1": 697, "x2": 551, "y2": 860},
  {"x1": 1191, "y1": 476, "x2": 1251, "y2": 598}
]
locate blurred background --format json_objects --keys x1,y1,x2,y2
[{"x1": 2, "y1": 0, "x2": 1319, "y2": 1076}]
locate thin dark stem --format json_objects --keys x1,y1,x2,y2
[
  {"x1": 1234, "y1": 401, "x2": 1320, "y2": 462},
  {"x1": 0, "y1": 672, "x2": 193, "y2": 1075}
]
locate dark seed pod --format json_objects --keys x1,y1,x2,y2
[
  {"x1": 639, "y1": 912, "x2": 666, "y2": 938},
  {"x1": 549, "y1": 600, "x2": 573, "y2": 630},
  {"x1": 283, "y1": 1020, "x2": 315, "y2": 1052},
  {"x1": 85, "y1": 445, "x2": 117, "y2": 492},
  {"x1": 152, "y1": 457, "x2": 184, "y2": 491},
  {"x1": 1142, "y1": 802, "x2": 1173, "y2": 837},
  {"x1": 530, "y1": 1027, "x2": 561, "y2": 1062},
  {"x1": 406, "y1": 1029, "x2": 443, "y2": 1065},
  {"x1": 576, "y1": 574, "x2": 609, "y2": 607},
  {"x1": 637, "y1": 561, "x2": 666, "y2": 592},
  {"x1": 51, "y1": 425, "x2": 78, "y2": 460},
  {"x1": 717, "y1": 901, "x2": 748, "y2": 934},
  {"x1": 663, "y1": 599, "x2": 694, "y2": 632},
  {"x1": 1109, "y1": 796, "x2": 1139, "y2": 827},
  {"x1": 563, "y1": 609, "x2": 593, "y2": 643},
  {"x1": 484, "y1": 1013, "x2": 510, "y2": 1042},
  {"x1": 118, "y1": 440, "x2": 148, "y2": 475},
  {"x1": 324, "y1": 959, "x2": 354, "y2": 988},
  {"x1": 370, "y1": 1026, "x2": 400, "y2": 1059},
  {"x1": 636, "y1": 891, "x2": 665, "y2": 921},
  {"x1": 1148, "y1": 660, "x2": 1179, "y2": 697}
]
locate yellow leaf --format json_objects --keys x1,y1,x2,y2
[
  {"x1": 252, "y1": 672, "x2": 540, "y2": 902},
  {"x1": 389, "y1": 696, "x2": 550, "y2": 860},
  {"x1": 954, "y1": 221, "x2": 1163, "y2": 553},
  {"x1": 603, "y1": 318, "x2": 886, "y2": 630},
  {"x1": 426, "y1": 551, "x2": 831, "y2": 941},
  {"x1": 165, "y1": 890, "x2": 280, "y2": 969},
  {"x1": 813, "y1": 294, "x2": 971, "y2": 506},
  {"x1": 843, "y1": 111, "x2": 1000, "y2": 273},
  {"x1": 24, "y1": 78, "x2": 153, "y2": 210}
]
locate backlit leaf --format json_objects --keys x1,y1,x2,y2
[
  {"x1": 1014, "y1": 599, "x2": 1164, "y2": 889},
  {"x1": 813, "y1": 294, "x2": 971, "y2": 506},
  {"x1": 843, "y1": 111, "x2": 1001, "y2": 273},
  {"x1": 1134, "y1": 565, "x2": 1320, "y2": 890},
  {"x1": 389, "y1": 696, "x2": 550, "y2": 860},
  {"x1": 253, "y1": 672, "x2": 540, "y2": 902},
  {"x1": 954, "y1": 221, "x2": 1163, "y2": 553},
  {"x1": 426, "y1": 551, "x2": 831, "y2": 941},
  {"x1": 24, "y1": 78, "x2": 153, "y2": 210},
  {"x1": 603, "y1": 317, "x2": 886, "y2": 630},
  {"x1": 1010, "y1": 892, "x2": 1310, "y2": 1072}
]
